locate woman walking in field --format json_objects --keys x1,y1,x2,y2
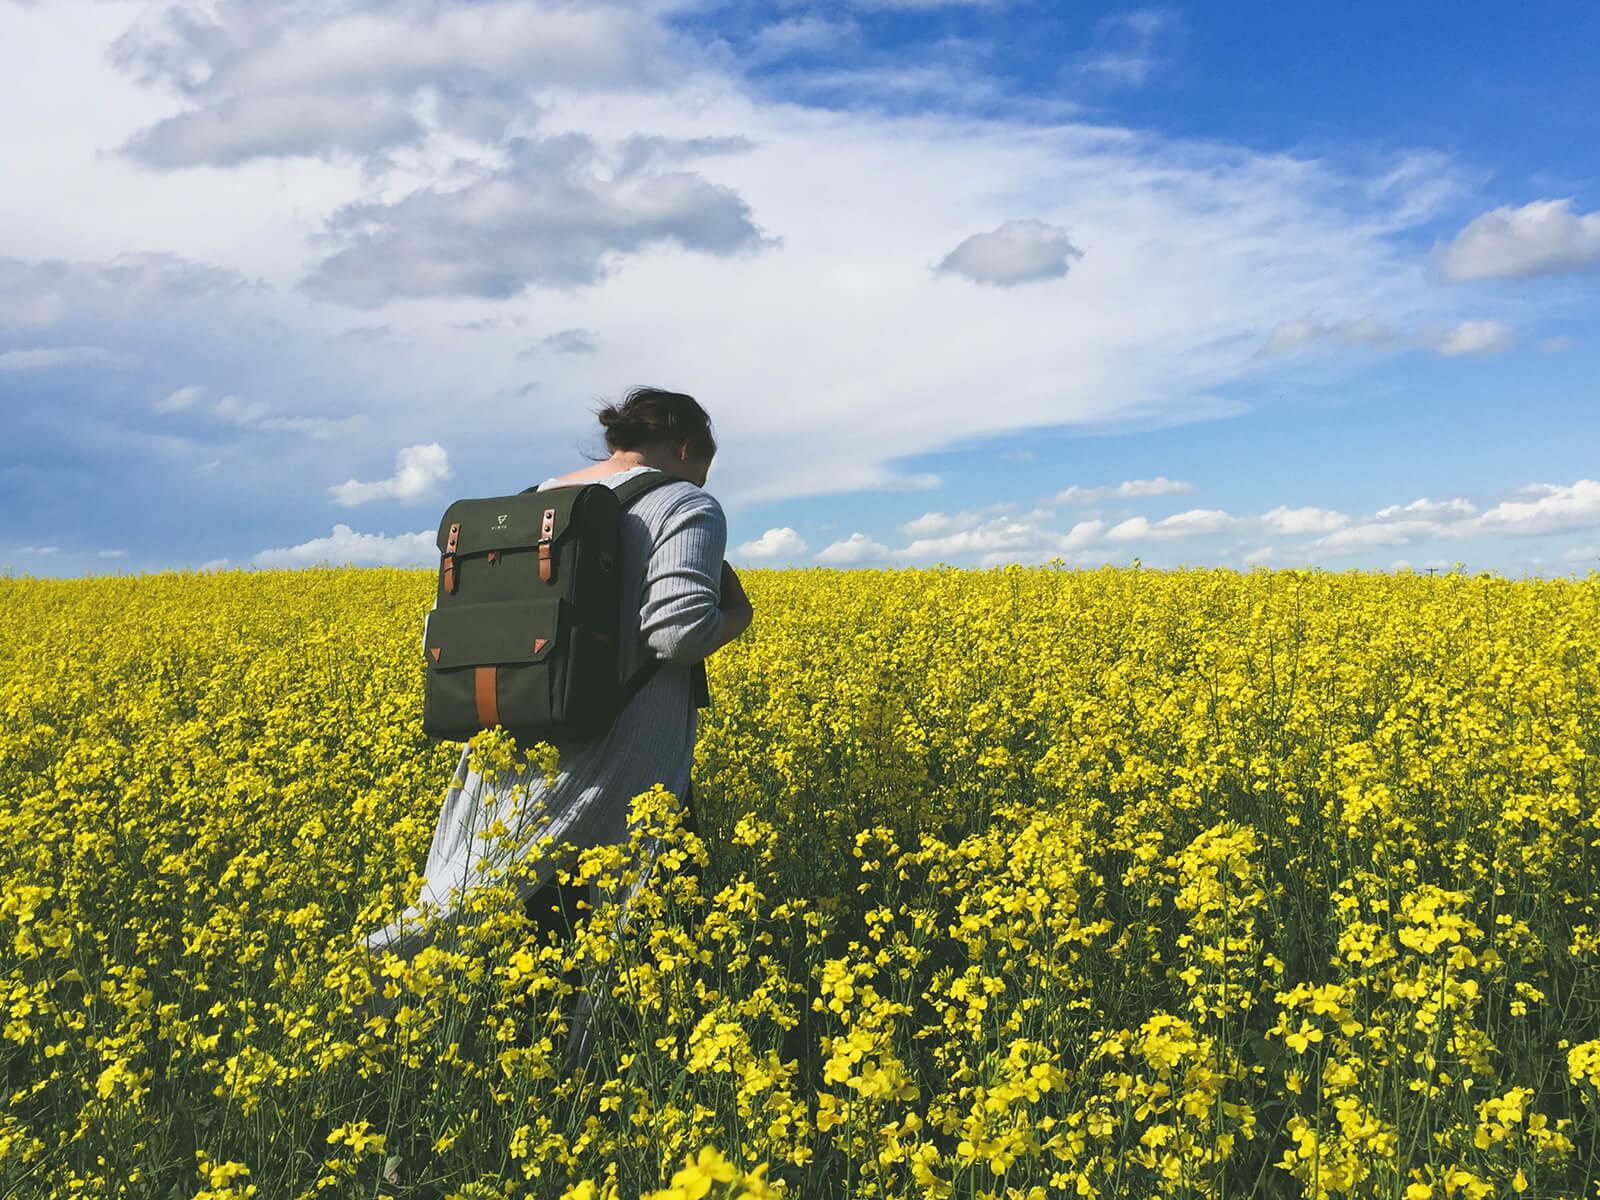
[{"x1": 362, "y1": 386, "x2": 753, "y2": 1002}]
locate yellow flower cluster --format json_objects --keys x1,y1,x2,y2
[{"x1": 1, "y1": 562, "x2": 1598, "y2": 1198}]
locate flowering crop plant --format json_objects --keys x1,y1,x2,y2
[{"x1": 2, "y1": 562, "x2": 1598, "y2": 1199}]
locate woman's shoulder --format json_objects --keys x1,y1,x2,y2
[{"x1": 627, "y1": 473, "x2": 724, "y2": 521}]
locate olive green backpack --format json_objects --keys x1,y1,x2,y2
[{"x1": 421, "y1": 470, "x2": 708, "y2": 743}]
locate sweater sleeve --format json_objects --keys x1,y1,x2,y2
[{"x1": 638, "y1": 490, "x2": 727, "y2": 665}]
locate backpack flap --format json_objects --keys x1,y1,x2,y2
[
  {"x1": 423, "y1": 597, "x2": 562, "y2": 667},
  {"x1": 435, "y1": 488, "x2": 611, "y2": 594},
  {"x1": 421, "y1": 597, "x2": 566, "y2": 738}
]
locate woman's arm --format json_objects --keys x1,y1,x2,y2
[
  {"x1": 638, "y1": 492, "x2": 732, "y2": 664},
  {"x1": 705, "y1": 561, "x2": 753, "y2": 654}
]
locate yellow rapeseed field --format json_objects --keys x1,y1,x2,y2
[{"x1": 2, "y1": 564, "x2": 1598, "y2": 1199}]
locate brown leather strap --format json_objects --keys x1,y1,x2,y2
[
  {"x1": 474, "y1": 666, "x2": 500, "y2": 726},
  {"x1": 538, "y1": 507, "x2": 556, "y2": 584},
  {"x1": 442, "y1": 522, "x2": 461, "y2": 592}
]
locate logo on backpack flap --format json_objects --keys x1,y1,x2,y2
[{"x1": 494, "y1": 513, "x2": 508, "y2": 527}]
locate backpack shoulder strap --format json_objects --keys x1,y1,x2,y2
[{"x1": 610, "y1": 469, "x2": 688, "y2": 513}]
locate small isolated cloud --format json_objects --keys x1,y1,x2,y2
[
  {"x1": 1055, "y1": 477, "x2": 1192, "y2": 503},
  {"x1": 934, "y1": 218, "x2": 1083, "y2": 287},
  {"x1": 155, "y1": 385, "x2": 205, "y2": 412},
  {"x1": 1442, "y1": 199, "x2": 1600, "y2": 281},
  {"x1": 1259, "y1": 506, "x2": 1349, "y2": 535},
  {"x1": 251, "y1": 525, "x2": 436, "y2": 568},
  {"x1": 736, "y1": 527, "x2": 807, "y2": 559},
  {"x1": 1243, "y1": 546, "x2": 1275, "y2": 565},
  {"x1": 200, "y1": 557, "x2": 232, "y2": 571},
  {"x1": 97, "y1": 549, "x2": 127, "y2": 559},
  {"x1": 330, "y1": 443, "x2": 452, "y2": 507},
  {"x1": 1565, "y1": 545, "x2": 1598, "y2": 564},
  {"x1": 540, "y1": 328, "x2": 598, "y2": 354},
  {"x1": 1539, "y1": 336, "x2": 1574, "y2": 353},
  {"x1": 17, "y1": 545, "x2": 60, "y2": 555},
  {"x1": 1430, "y1": 319, "x2": 1514, "y2": 357},
  {"x1": 0, "y1": 345, "x2": 140, "y2": 370},
  {"x1": 816, "y1": 532, "x2": 890, "y2": 564},
  {"x1": 1105, "y1": 509, "x2": 1236, "y2": 541}
]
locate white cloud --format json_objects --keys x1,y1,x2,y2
[
  {"x1": 1442, "y1": 199, "x2": 1600, "y2": 281},
  {"x1": 538, "y1": 328, "x2": 598, "y2": 355},
  {"x1": 0, "y1": 0, "x2": 1532, "y2": 520},
  {"x1": 1055, "y1": 476, "x2": 1192, "y2": 503},
  {"x1": 1565, "y1": 546, "x2": 1598, "y2": 565},
  {"x1": 736, "y1": 526, "x2": 808, "y2": 559},
  {"x1": 97, "y1": 548, "x2": 127, "y2": 558},
  {"x1": 150, "y1": 386, "x2": 364, "y2": 440},
  {"x1": 155, "y1": 384, "x2": 204, "y2": 412},
  {"x1": 934, "y1": 218, "x2": 1083, "y2": 286},
  {"x1": 1315, "y1": 519, "x2": 1442, "y2": 553},
  {"x1": 1105, "y1": 509, "x2": 1236, "y2": 541},
  {"x1": 816, "y1": 532, "x2": 890, "y2": 564},
  {"x1": 900, "y1": 504, "x2": 1014, "y2": 536},
  {"x1": 0, "y1": 255, "x2": 245, "y2": 329},
  {"x1": 897, "y1": 514, "x2": 1103, "y2": 559},
  {"x1": 1243, "y1": 546, "x2": 1274, "y2": 565},
  {"x1": 214, "y1": 394, "x2": 273, "y2": 425},
  {"x1": 1539, "y1": 335, "x2": 1574, "y2": 353},
  {"x1": 1260, "y1": 506, "x2": 1349, "y2": 535},
  {"x1": 1470, "y1": 480, "x2": 1600, "y2": 537},
  {"x1": 1430, "y1": 319, "x2": 1513, "y2": 357},
  {"x1": 1259, "y1": 316, "x2": 1399, "y2": 357},
  {"x1": 17, "y1": 545, "x2": 60, "y2": 555},
  {"x1": 251, "y1": 524, "x2": 436, "y2": 568},
  {"x1": 304, "y1": 135, "x2": 777, "y2": 307},
  {"x1": 1373, "y1": 497, "x2": 1476, "y2": 521},
  {"x1": 1261, "y1": 315, "x2": 1512, "y2": 359},
  {"x1": 330, "y1": 443, "x2": 452, "y2": 507},
  {"x1": 114, "y1": 2, "x2": 682, "y2": 166},
  {"x1": 1081, "y1": 8, "x2": 1174, "y2": 87},
  {"x1": 0, "y1": 345, "x2": 139, "y2": 370}
]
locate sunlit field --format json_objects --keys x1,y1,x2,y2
[{"x1": 2, "y1": 565, "x2": 1598, "y2": 1199}]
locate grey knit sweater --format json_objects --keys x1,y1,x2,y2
[{"x1": 362, "y1": 465, "x2": 726, "y2": 958}]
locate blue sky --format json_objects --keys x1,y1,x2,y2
[{"x1": 1, "y1": 0, "x2": 1596, "y2": 578}]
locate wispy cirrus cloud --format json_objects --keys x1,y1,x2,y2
[{"x1": 0, "y1": 345, "x2": 139, "y2": 370}]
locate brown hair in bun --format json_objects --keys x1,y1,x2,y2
[{"x1": 596, "y1": 387, "x2": 717, "y2": 461}]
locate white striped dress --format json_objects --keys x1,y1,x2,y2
[{"x1": 362, "y1": 465, "x2": 726, "y2": 959}]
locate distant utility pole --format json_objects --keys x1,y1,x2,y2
[{"x1": 1425, "y1": 566, "x2": 1439, "y2": 577}]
